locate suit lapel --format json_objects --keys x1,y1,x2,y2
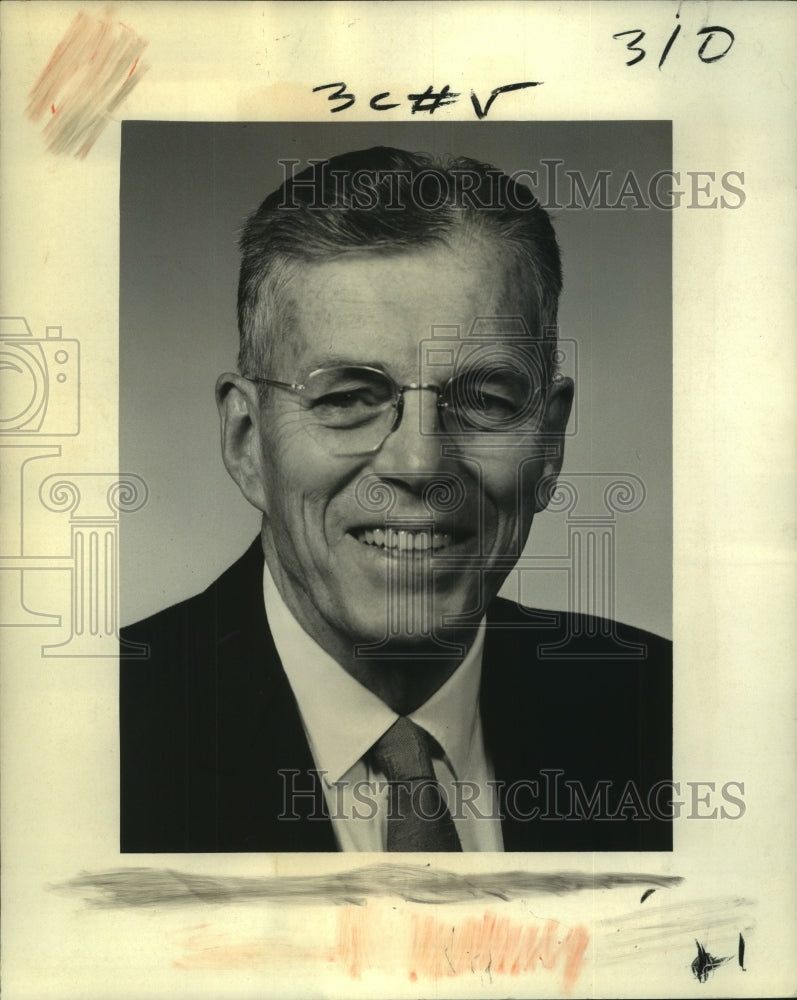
[
  {"x1": 209, "y1": 539, "x2": 337, "y2": 851},
  {"x1": 481, "y1": 613, "x2": 542, "y2": 850}
]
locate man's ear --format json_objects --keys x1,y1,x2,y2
[
  {"x1": 534, "y1": 375, "x2": 574, "y2": 513},
  {"x1": 215, "y1": 373, "x2": 270, "y2": 514}
]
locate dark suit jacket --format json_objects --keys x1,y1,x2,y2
[{"x1": 120, "y1": 539, "x2": 672, "y2": 852}]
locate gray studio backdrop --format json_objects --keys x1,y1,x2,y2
[{"x1": 120, "y1": 121, "x2": 672, "y2": 638}]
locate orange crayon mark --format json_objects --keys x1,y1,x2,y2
[
  {"x1": 332, "y1": 905, "x2": 373, "y2": 979},
  {"x1": 408, "y1": 911, "x2": 589, "y2": 992},
  {"x1": 172, "y1": 906, "x2": 588, "y2": 991},
  {"x1": 172, "y1": 923, "x2": 329, "y2": 972},
  {"x1": 27, "y1": 9, "x2": 148, "y2": 158}
]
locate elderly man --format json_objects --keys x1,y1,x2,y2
[{"x1": 120, "y1": 147, "x2": 671, "y2": 853}]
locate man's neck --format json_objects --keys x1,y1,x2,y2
[
  {"x1": 282, "y1": 594, "x2": 472, "y2": 714},
  {"x1": 342, "y1": 651, "x2": 466, "y2": 716}
]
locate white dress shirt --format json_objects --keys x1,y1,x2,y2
[{"x1": 263, "y1": 563, "x2": 504, "y2": 851}]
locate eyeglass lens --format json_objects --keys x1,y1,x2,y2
[{"x1": 296, "y1": 361, "x2": 546, "y2": 455}]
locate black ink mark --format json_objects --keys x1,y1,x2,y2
[
  {"x1": 640, "y1": 888, "x2": 656, "y2": 904},
  {"x1": 407, "y1": 85, "x2": 459, "y2": 115},
  {"x1": 612, "y1": 29, "x2": 646, "y2": 66},
  {"x1": 691, "y1": 940, "x2": 732, "y2": 983},
  {"x1": 738, "y1": 932, "x2": 746, "y2": 970},
  {"x1": 658, "y1": 13, "x2": 680, "y2": 70},
  {"x1": 54, "y1": 865, "x2": 684, "y2": 910},
  {"x1": 469, "y1": 81, "x2": 542, "y2": 120},
  {"x1": 614, "y1": 18, "x2": 734, "y2": 67},
  {"x1": 369, "y1": 92, "x2": 399, "y2": 112},
  {"x1": 696, "y1": 26, "x2": 735, "y2": 63},
  {"x1": 312, "y1": 82, "x2": 354, "y2": 113},
  {"x1": 312, "y1": 80, "x2": 540, "y2": 118}
]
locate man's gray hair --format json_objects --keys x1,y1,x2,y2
[{"x1": 237, "y1": 146, "x2": 563, "y2": 378}]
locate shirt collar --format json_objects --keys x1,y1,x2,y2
[{"x1": 262, "y1": 561, "x2": 485, "y2": 784}]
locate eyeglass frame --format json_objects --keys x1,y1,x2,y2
[{"x1": 242, "y1": 363, "x2": 559, "y2": 453}]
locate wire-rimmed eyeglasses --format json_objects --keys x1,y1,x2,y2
[{"x1": 243, "y1": 363, "x2": 550, "y2": 457}]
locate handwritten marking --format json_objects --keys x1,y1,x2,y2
[
  {"x1": 470, "y1": 81, "x2": 542, "y2": 120},
  {"x1": 313, "y1": 80, "x2": 541, "y2": 118},
  {"x1": 312, "y1": 82, "x2": 354, "y2": 113},
  {"x1": 640, "y1": 888, "x2": 656, "y2": 903},
  {"x1": 27, "y1": 9, "x2": 147, "y2": 158},
  {"x1": 406, "y1": 84, "x2": 460, "y2": 115},
  {"x1": 612, "y1": 16, "x2": 734, "y2": 68},
  {"x1": 738, "y1": 932, "x2": 746, "y2": 970}
]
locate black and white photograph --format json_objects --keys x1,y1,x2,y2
[{"x1": 119, "y1": 122, "x2": 673, "y2": 854}]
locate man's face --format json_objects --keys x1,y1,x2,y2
[{"x1": 247, "y1": 238, "x2": 570, "y2": 655}]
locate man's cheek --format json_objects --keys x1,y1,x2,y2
[{"x1": 488, "y1": 465, "x2": 527, "y2": 520}]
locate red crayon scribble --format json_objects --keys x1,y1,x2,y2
[{"x1": 27, "y1": 9, "x2": 148, "y2": 158}]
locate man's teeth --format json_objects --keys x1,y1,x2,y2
[{"x1": 355, "y1": 527, "x2": 452, "y2": 551}]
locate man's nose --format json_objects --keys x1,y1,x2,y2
[{"x1": 369, "y1": 387, "x2": 451, "y2": 486}]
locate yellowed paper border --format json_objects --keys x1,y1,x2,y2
[{"x1": 1, "y1": 2, "x2": 794, "y2": 997}]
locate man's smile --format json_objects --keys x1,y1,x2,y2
[{"x1": 351, "y1": 526, "x2": 454, "y2": 551}]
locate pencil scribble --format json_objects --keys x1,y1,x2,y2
[
  {"x1": 596, "y1": 896, "x2": 755, "y2": 966},
  {"x1": 56, "y1": 864, "x2": 683, "y2": 909}
]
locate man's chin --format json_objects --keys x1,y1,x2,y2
[{"x1": 335, "y1": 589, "x2": 485, "y2": 656}]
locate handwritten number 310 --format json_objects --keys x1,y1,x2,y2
[{"x1": 613, "y1": 19, "x2": 735, "y2": 69}]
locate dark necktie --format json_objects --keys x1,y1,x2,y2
[{"x1": 370, "y1": 716, "x2": 462, "y2": 852}]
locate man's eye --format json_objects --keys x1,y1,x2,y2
[
  {"x1": 312, "y1": 389, "x2": 375, "y2": 409},
  {"x1": 457, "y1": 394, "x2": 518, "y2": 430},
  {"x1": 472, "y1": 391, "x2": 516, "y2": 413},
  {"x1": 457, "y1": 386, "x2": 523, "y2": 419}
]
